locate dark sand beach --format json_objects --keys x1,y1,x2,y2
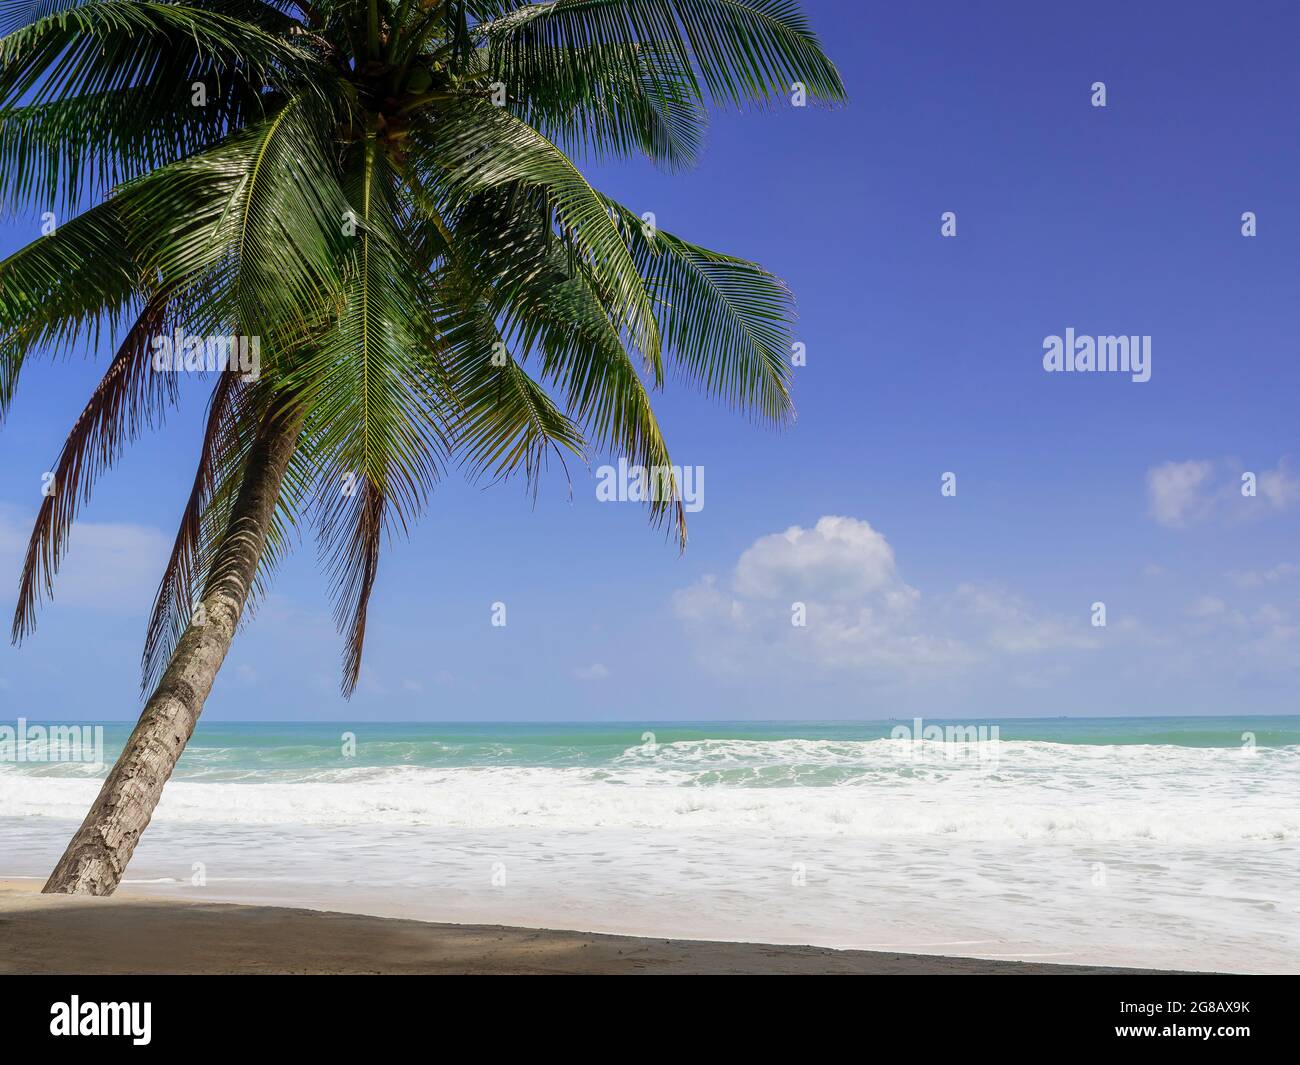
[{"x1": 0, "y1": 882, "x2": 1176, "y2": 975}]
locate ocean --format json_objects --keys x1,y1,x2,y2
[{"x1": 2, "y1": 717, "x2": 1297, "y2": 972}]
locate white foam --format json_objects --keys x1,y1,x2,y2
[{"x1": 1, "y1": 740, "x2": 1295, "y2": 843}]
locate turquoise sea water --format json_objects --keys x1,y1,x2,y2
[{"x1": 9, "y1": 715, "x2": 1295, "y2": 779}]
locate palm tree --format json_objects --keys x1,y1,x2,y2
[{"x1": 0, "y1": 0, "x2": 843, "y2": 895}]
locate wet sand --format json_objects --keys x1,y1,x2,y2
[{"x1": 0, "y1": 881, "x2": 1176, "y2": 975}]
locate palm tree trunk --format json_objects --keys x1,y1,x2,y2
[{"x1": 42, "y1": 403, "x2": 302, "y2": 896}]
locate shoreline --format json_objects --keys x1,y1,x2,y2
[{"x1": 0, "y1": 881, "x2": 1189, "y2": 975}]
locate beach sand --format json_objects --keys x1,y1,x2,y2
[{"x1": 0, "y1": 881, "x2": 1173, "y2": 974}]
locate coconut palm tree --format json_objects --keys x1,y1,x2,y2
[{"x1": 0, "y1": 0, "x2": 843, "y2": 895}]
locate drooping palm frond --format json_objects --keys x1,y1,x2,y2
[
  {"x1": 0, "y1": 0, "x2": 320, "y2": 108},
  {"x1": 11, "y1": 293, "x2": 171, "y2": 641},
  {"x1": 474, "y1": 0, "x2": 845, "y2": 111},
  {"x1": 419, "y1": 94, "x2": 662, "y2": 366},
  {"x1": 439, "y1": 298, "x2": 588, "y2": 488},
  {"x1": 288, "y1": 137, "x2": 451, "y2": 686},
  {"x1": 140, "y1": 370, "x2": 246, "y2": 692},
  {"x1": 0, "y1": 95, "x2": 343, "y2": 418},
  {"x1": 146, "y1": 390, "x2": 308, "y2": 686},
  {"x1": 438, "y1": 182, "x2": 682, "y2": 536},
  {"x1": 0, "y1": 80, "x2": 263, "y2": 214},
  {"x1": 0, "y1": 197, "x2": 140, "y2": 417},
  {"x1": 318, "y1": 472, "x2": 384, "y2": 696},
  {"x1": 0, "y1": 0, "x2": 331, "y2": 214},
  {"x1": 412, "y1": 178, "x2": 589, "y2": 488},
  {"x1": 460, "y1": 37, "x2": 707, "y2": 170},
  {"x1": 607, "y1": 197, "x2": 794, "y2": 423}
]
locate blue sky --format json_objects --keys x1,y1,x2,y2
[{"x1": 3, "y1": 0, "x2": 1300, "y2": 720}]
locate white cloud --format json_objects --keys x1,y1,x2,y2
[
  {"x1": 1146, "y1": 460, "x2": 1214, "y2": 527},
  {"x1": 573, "y1": 663, "x2": 610, "y2": 681},
  {"x1": 1183, "y1": 594, "x2": 1247, "y2": 633},
  {"x1": 1147, "y1": 458, "x2": 1300, "y2": 527},
  {"x1": 674, "y1": 517, "x2": 947, "y2": 676},
  {"x1": 0, "y1": 503, "x2": 169, "y2": 616},
  {"x1": 733, "y1": 516, "x2": 905, "y2": 602},
  {"x1": 1252, "y1": 604, "x2": 1287, "y2": 626},
  {"x1": 1187, "y1": 595, "x2": 1226, "y2": 618},
  {"x1": 674, "y1": 517, "x2": 1093, "y2": 683},
  {"x1": 948, "y1": 583, "x2": 1098, "y2": 653},
  {"x1": 1231, "y1": 562, "x2": 1299, "y2": 588},
  {"x1": 1258, "y1": 461, "x2": 1300, "y2": 510}
]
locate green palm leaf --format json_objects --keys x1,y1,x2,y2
[{"x1": 475, "y1": 0, "x2": 845, "y2": 109}]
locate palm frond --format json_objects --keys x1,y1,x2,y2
[
  {"x1": 318, "y1": 472, "x2": 383, "y2": 696},
  {"x1": 0, "y1": 79, "x2": 266, "y2": 215},
  {"x1": 0, "y1": 199, "x2": 140, "y2": 419},
  {"x1": 409, "y1": 178, "x2": 588, "y2": 488},
  {"x1": 474, "y1": 0, "x2": 845, "y2": 110},
  {"x1": 440, "y1": 181, "x2": 683, "y2": 540},
  {"x1": 0, "y1": 1, "x2": 324, "y2": 110},
  {"x1": 415, "y1": 95, "x2": 661, "y2": 369},
  {"x1": 440, "y1": 298, "x2": 588, "y2": 487},
  {"x1": 291, "y1": 138, "x2": 447, "y2": 684},
  {"x1": 11, "y1": 293, "x2": 171, "y2": 641},
  {"x1": 464, "y1": 35, "x2": 707, "y2": 169},
  {"x1": 608, "y1": 196, "x2": 793, "y2": 423},
  {"x1": 140, "y1": 371, "x2": 249, "y2": 692}
]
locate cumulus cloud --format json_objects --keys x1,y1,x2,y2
[
  {"x1": 673, "y1": 516, "x2": 1094, "y2": 682},
  {"x1": 732, "y1": 516, "x2": 906, "y2": 602},
  {"x1": 1147, "y1": 458, "x2": 1300, "y2": 527}
]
